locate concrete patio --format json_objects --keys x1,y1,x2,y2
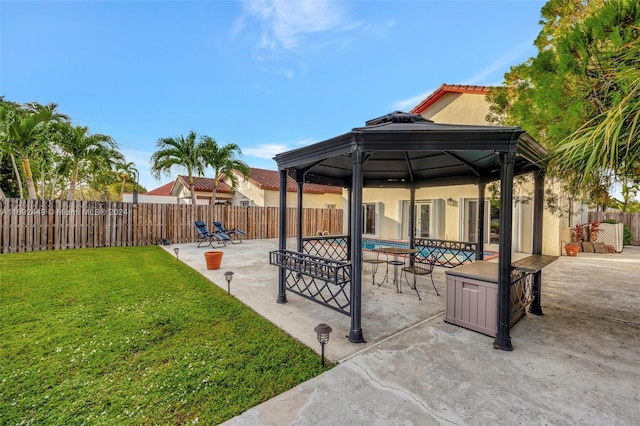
[{"x1": 162, "y1": 239, "x2": 640, "y2": 425}]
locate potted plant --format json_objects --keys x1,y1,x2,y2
[
  {"x1": 564, "y1": 245, "x2": 579, "y2": 256},
  {"x1": 204, "y1": 251, "x2": 224, "y2": 270}
]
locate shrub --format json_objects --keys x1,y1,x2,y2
[{"x1": 623, "y1": 224, "x2": 632, "y2": 245}]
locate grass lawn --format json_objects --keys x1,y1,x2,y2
[{"x1": 0, "y1": 246, "x2": 328, "y2": 425}]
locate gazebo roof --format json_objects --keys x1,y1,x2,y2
[{"x1": 274, "y1": 111, "x2": 546, "y2": 188}]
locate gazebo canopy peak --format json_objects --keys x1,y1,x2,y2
[{"x1": 274, "y1": 111, "x2": 546, "y2": 189}]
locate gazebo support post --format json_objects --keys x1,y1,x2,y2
[
  {"x1": 477, "y1": 182, "x2": 486, "y2": 260},
  {"x1": 296, "y1": 171, "x2": 304, "y2": 253},
  {"x1": 348, "y1": 150, "x2": 365, "y2": 343},
  {"x1": 347, "y1": 188, "x2": 352, "y2": 261},
  {"x1": 494, "y1": 151, "x2": 515, "y2": 351},
  {"x1": 529, "y1": 170, "x2": 545, "y2": 315},
  {"x1": 277, "y1": 169, "x2": 288, "y2": 304},
  {"x1": 409, "y1": 187, "x2": 416, "y2": 265}
]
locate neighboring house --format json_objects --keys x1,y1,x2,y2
[
  {"x1": 123, "y1": 168, "x2": 343, "y2": 208},
  {"x1": 122, "y1": 176, "x2": 233, "y2": 205},
  {"x1": 223, "y1": 167, "x2": 343, "y2": 208},
  {"x1": 359, "y1": 83, "x2": 586, "y2": 255},
  {"x1": 122, "y1": 181, "x2": 176, "y2": 204}
]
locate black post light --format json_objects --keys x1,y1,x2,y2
[
  {"x1": 314, "y1": 323, "x2": 332, "y2": 367},
  {"x1": 224, "y1": 271, "x2": 234, "y2": 295},
  {"x1": 173, "y1": 247, "x2": 179, "y2": 260}
]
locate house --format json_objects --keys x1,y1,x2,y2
[
  {"x1": 123, "y1": 167, "x2": 343, "y2": 208},
  {"x1": 357, "y1": 83, "x2": 585, "y2": 255},
  {"x1": 122, "y1": 176, "x2": 234, "y2": 205},
  {"x1": 223, "y1": 167, "x2": 343, "y2": 208}
]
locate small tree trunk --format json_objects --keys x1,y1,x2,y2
[
  {"x1": 10, "y1": 154, "x2": 24, "y2": 198},
  {"x1": 210, "y1": 187, "x2": 218, "y2": 205},
  {"x1": 67, "y1": 165, "x2": 78, "y2": 201},
  {"x1": 22, "y1": 158, "x2": 38, "y2": 199},
  {"x1": 189, "y1": 182, "x2": 197, "y2": 206},
  {"x1": 67, "y1": 180, "x2": 77, "y2": 201}
]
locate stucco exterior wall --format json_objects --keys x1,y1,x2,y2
[
  {"x1": 122, "y1": 193, "x2": 178, "y2": 204},
  {"x1": 420, "y1": 93, "x2": 491, "y2": 125},
  {"x1": 256, "y1": 189, "x2": 343, "y2": 209},
  {"x1": 361, "y1": 179, "x2": 561, "y2": 256},
  {"x1": 233, "y1": 178, "x2": 266, "y2": 206}
]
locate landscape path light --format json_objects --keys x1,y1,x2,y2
[
  {"x1": 173, "y1": 247, "x2": 179, "y2": 260},
  {"x1": 314, "y1": 323, "x2": 332, "y2": 367},
  {"x1": 224, "y1": 271, "x2": 234, "y2": 295}
]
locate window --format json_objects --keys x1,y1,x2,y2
[
  {"x1": 326, "y1": 203, "x2": 336, "y2": 209},
  {"x1": 462, "y1": 199, "x2": 500, "y2": 245},
  {"x1": 363, "y1": 203, "x2": 376, "y2": 235}
]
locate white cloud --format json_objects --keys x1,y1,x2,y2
[
  {"x1": 243, "y1": 138, "x2": 317, "y2": 160},
  {"x1": 294, "y1": 138, "x2": 316, "y2": 147},
  {"x1": 243, "y1": 143, "x2": 290, "y2": 160},
  {"x1": 391, "y1": 90, "x2": 434, "y2": 112},
  {"x1": 464, "y1": 37, "x2": 536, "y2": 85},
  {"x1": 241, "y1": 0, "x2": 349, "y2": 51}
]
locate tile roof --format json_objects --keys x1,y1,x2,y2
[
  {"x1": 177, "y1": 175, "x2": 232, "y2": 193},
  {"x1": 171, "y1": 169, "x2": 343, "y2": 194},
  {"x1": 145, "y1": 181, "x2": 175, "y2": 196},
  {"x1": 245, "y1": 167, "x2": 342, "y2": 194},
  {"x1": 410, "y1": 83, "x2": 490, "y2": 114}
]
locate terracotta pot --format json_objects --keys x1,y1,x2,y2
[
  {"x1": 204, "y1": 251, "x2": 223, "y2": 270},
  {"x1": 564, "y1": 245, "x2": 579, "y2": 257}
]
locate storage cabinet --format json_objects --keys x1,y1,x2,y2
[{"x1": 445, "y1": 261, "x2": 526, "y2": 337}]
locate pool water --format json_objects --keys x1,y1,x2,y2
[{"x1": 362, "y1": 238, "x2": 497, "y2": 263}]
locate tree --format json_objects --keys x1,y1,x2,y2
[
  {"x1": 150, "y1": 131, "x2": 205, "y2": 206},
  {"x1": 1, "y1": 102, "x2": 69, "y2": 199},
  {"x1": 487, "y1": 0, "x2": 640, "y2": 204},
  {"x1": 1, "y1": 100, "x2": 26, "y2": 198},
  {"x1": 200, "y1": 136, "x2": 250, "y2": 205},
  {"x1": 547, "y1": 1, "x2": 640, "y2": 194},
  {"x1": 117, "y1": 161, "x2": 138, "y2": 197},
  {"x1": 56, "y1": 124, "x2": 123, "y2": 200}
]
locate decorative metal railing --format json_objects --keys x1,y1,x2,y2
[
  {"x1": 510, "y1": 269, "x2": 534, "y2": 318},
  {"x1": 302, "y1": 235, "x2": 349, "y2": 261},
  {"x1": 269, "y1": 250, "x2": 352, "y2": 316},
  {"x1": 414, "y1": 238, "x2": 478, "y2": 268}
]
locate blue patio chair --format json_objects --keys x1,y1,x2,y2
[
  {"x1": 194, "y1": 221, "x2": 229, "y2": 247},
  {"x1": 213, "y1": 221, "x2": 246, "y2": 243}
]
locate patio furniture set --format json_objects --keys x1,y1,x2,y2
[
  {"x1": 364, "y1": 246, "x2": 439, "y2": 301},
  {"x1": 194, "y1": 221, "x2": 246, "y2": 247}
]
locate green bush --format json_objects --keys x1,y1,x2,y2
[
  {"x1": 623, "y1": 224, "x2": 632, "y2": 245},
  {"x1": 600, "y1": 219, "x2": 618, "y2": 224}
]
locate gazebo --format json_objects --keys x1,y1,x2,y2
[{"x1": 270, "y1": 112, "x2": 547, "y2": 351}]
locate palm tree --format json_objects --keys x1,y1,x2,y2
[
  {"x1": 1, "y1": 102, "x2": 68, "y2": 199},
  {"x1": 0, "y1": 99, "x2": 24, "y2": 197},
  {"x1": 150, "y1": 131, "x2": 205, "y2": 206},
  {"x1": 117, "y1": 161, "x2": 138, "y2": 197},
  {"x1": 200, "y1": 136, "x2": 250, "y2": 205},
  {"x1": 56, "y1": 124, "x2": 123, "y2": 200}
]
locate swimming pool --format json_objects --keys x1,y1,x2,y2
[
  {"x1": 362, "y1": 238, "x2": 497, "y2": 266},
  {"x1": 303, "y1": 235, "x2": 497, "y2": 267}
]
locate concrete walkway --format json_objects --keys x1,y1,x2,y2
[{"x1": 163, "y1": 240, "x2": 640, "y2": 425}]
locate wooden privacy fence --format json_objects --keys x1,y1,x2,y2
[
  {"x1": 588, "y1": 211, "x2": 640, "y2": 245},
  {"x1": 0, "y1": 199, "x2": 343, "y2": 253}
]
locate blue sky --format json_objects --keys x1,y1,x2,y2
[{"x1": 2, "y1": 0, "x2": 546, "y2": 191}]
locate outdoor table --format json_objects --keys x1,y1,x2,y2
[
  {"x1": 511, "y1": 254, "x2": 558, "y2": 273},
  {"x1": 373, "y1": 247, "x2": 419, "y2": 293}
]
